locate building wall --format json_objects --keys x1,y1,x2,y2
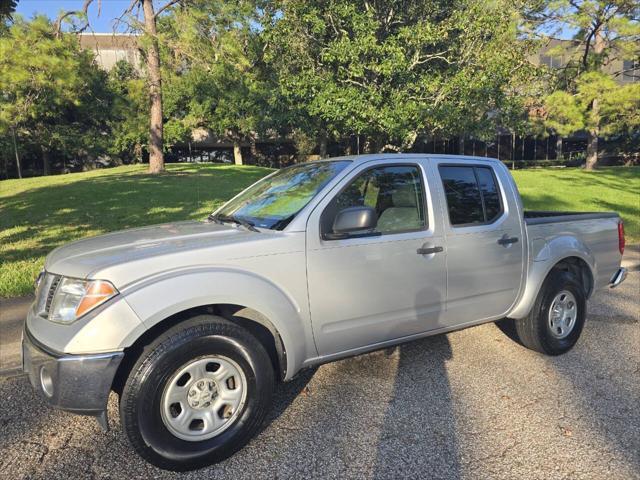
[
  {"x1": 529, "y1": 39, "x2": 639, "y2": 85},
  {"x1": 78, "y1": 33, "x2": 142, "y2": 71}
]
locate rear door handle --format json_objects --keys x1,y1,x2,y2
[
  {"x1": 417, "y1": 246, "x2": 444, "y2": 255},
  {"x1": 497, "y1": 236, "x2": 519, "y2": 246}
]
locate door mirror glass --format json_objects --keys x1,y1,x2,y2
[{"x1": 327, "y1": 206, "x2": 377, "y2": 239}]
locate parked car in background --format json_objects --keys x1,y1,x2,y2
[{"x1": 23, "y1": 154, "x2": 627, "y2": 470}]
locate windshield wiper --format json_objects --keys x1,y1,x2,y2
[
  {"x1": 208, "y1": 213, "x2": 224, "y2": 225},
  {"x1": 270, "y1": 214, "x2": 296, "y2": 231},
  {"x1": 212, "y1": 214, "x2": 260, "y2": 232}
]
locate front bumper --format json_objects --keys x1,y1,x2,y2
[{"x1": 22, "y1": 327, "x2": 124, "y2": 416}]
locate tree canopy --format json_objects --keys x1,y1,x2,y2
[
  {"x1": 0, "y1": 16, "x2": 115, "y2": 176},
  {"x1": 263, "y1": 0, "x2": 535, "y2": 152},
  {"x1": 525, "y1": 0, "x2": 640, "y2": 168},
  {"x1": 0, "y1": 1, "x2": 637, "y2": 178}
]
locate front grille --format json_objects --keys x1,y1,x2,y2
[
  {"x1": 35, "y1": 273, "x2": 61, "y2": 318},
  {"x1": 45, "y1": 275, "x2": 61, "y2": 314}
]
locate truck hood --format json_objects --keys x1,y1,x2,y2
[{"x1": 45, "y1": 220, "x2": 279, "y2": 281}]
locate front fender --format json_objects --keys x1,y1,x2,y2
[
  {"x1": 122, "y1": 267, "x2": 314, "y2": 380},
  {"x1": 508, "y1": 235, "x2": 596, "y2": 319}
]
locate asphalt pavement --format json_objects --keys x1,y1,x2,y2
[{"x1": 0, "y1": 270, "x2": 638, "y2": 479}]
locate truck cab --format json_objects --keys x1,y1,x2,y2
[{"x1": 302, "y1": 155, "x2": 526, "y2": 358}]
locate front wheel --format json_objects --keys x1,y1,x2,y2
[
  {"x1": 514, "y1": 269, "x2": 586, "y2": 355},
  {"x1": 119, "y1": 315, "x2": 274, "y2": 471}
]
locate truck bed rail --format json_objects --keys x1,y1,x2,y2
[{"x1": 524, "y1": 211, "x2": 619, "y2": 226}]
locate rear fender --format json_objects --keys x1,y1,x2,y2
[{"x1": 509, "y1": 235, "x2": 596, "y2": 319}]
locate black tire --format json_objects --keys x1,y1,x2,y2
[
  {"x1": 514, "y1": 268, "x2": 586, "y2": 355},
  {"x1": 119, "y1": 315, "x2": 274, "y2": 471}
]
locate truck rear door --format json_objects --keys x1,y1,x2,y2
[{"x1": 430, "y1": 158, "x2": 525, "y2": 326}]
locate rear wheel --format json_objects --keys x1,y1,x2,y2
[
  {"x1": 514, "y1": 269, "x2": 586, "y2": 355},
  {"x1": 119, "y1": 315, "x2": 274, "y2": 471}
]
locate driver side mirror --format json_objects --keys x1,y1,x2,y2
[{"x1": 324, "y1": 206, "x2": 378, "y2": 240}]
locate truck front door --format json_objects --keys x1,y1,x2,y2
[{"x1": 306, "y1": 159, "x2": 447, "y2": 356}]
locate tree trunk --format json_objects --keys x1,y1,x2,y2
[
  {"x1": 142, "y1": 0, "x2": 164, "y2": 174},
  {"x1": 249, "y1": 137, "x2": 260, "y2": 163},
  {"x1": 318, "y1": 131, "x2": 328, "y2": 158},
  {"x1": 586, "y1": 122, "x2": 599, "y2": 170},
  {"x1": 233, "y1": 140, "x2": 243, "y2": 165},
  {"x1": 12, "y1": 128, "x2": 22, "y2": 179},
  {"x1": 41, "y1": 146, "x2": 50, "y2": 176},
  {"x1": 556, "y1": 135, "x2": 563, "y2": 161},
  {"x1": 585, "y1": 28, "x2": 605, "y2": 170}
]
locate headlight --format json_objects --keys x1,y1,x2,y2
[{"x1": 48, "y1": 278, "x2": 118, "y2": 324}]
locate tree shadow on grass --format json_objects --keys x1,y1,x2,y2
[{"x1": 0, "y1": 165, "x2": 271, "y2": 296}]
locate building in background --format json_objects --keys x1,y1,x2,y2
[
  {"x1": 79, "y1": 33, "x2": 141, "y2": 71},
  {"x1": 531, "y1": 38, "x2": 639, "y2": 85}
]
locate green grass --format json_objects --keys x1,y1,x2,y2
[
  {"x1": 512, "y1": 167, "x2": 639, "y2": 242},
  {"x1": 0, "y1": 163, "x2": 272, "y2": 298},
  {"x1": 1, "y1": 163, "x2": 638, "y2": 298}
]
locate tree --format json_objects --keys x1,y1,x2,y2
[
  {"x1": 158, "y1": 0, "x2": 268, "y2": 165},
  {"x1": 541, "y1": 71, "x2": 640, "y2": 162},
  {"x1": 526, "y1": 0, "x2": 640, "y2": 169},
  {"x1": 0, "y1": 16, "x2": 115, "y2": 176},
  {"x1": 58, "y1": 0, "x2": 185, "y2": 174},
  {"x1": 108, "y1": 59, "x2": 149, "y2": 163},
  {"x1": 263, "y1": 0, "x2": 534, "y2": 154}
]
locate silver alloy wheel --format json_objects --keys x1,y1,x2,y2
[
  {"x1": 548, "y1": 290, "x2": 578, "y2": 339},
  {"x1": 160, "y1": 355, "x2": 248, "y2": 441}
]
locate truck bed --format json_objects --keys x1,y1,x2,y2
[
  {"x1": 524, "y1": 210, "x2": 619, "y2": 225},
  {"x1": 524, "y1": 210, "x2": 622, "y2": 292}
]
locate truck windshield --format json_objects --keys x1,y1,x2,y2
[{"x1": 213, "y1": 160, "x2": 350, "y2": 230}]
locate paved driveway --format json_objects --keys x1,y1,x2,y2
[{"x1": 0, "y1": 272, "x2": 638, "y2": 479}]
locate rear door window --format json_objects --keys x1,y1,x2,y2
[
  {"x1": 438, "y1": 166, "x2": 484, "y2": 225},
  {"x1": 438, "y1": 165, "x2": 503, "y2": 226}
]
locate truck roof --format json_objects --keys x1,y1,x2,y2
[{"x1": 321, "y1": 153, "x2": 502, "y2": 163}]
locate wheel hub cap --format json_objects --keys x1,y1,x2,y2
[
  {"x1": 160, "y1": 356, "x2": 247, "y2": 441},
  {"x1": 548, "y1": 290, "x2": 577, "y2": 339},
  {"x1": 187, "y1": 379, "x2": 217, "y2": 409}
]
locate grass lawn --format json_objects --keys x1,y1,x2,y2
[
  {"x1": 0, "y1": 163, "x2": 272, "y2": 298},
  {"x1": 1, "y1": 163, "x2": 638, "y2": 298},
  {"x1": 511, "y1": 166, "x2": 639, "y2": 240}
]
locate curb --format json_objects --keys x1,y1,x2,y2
[{"x1": 0, "y1": 367, "x2": 24, "y2": 379}]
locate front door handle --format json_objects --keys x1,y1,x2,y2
[
  {"x1": 417, "y1": 246, "x2": 444, "y2": 255},
  {"x1": 498, "y1": 235, "x2": 519, "y2": 246}
]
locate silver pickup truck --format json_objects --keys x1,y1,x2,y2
[{"x1": 23, "y1": 154, "x2": 627, "y2": 470}]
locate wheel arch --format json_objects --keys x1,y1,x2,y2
[
  {"x1": 112, "y1": 303, "x2": 289, "y2": 395},
  {"x1": 509, "y1": 251, "x2": 595, "y2": 320},
  {"x1": 111, "y1": 267, "x2": 315, "y2": 393},
  {"x1": 552, "y1": 256, "x2": 594, "y2": 297}
]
